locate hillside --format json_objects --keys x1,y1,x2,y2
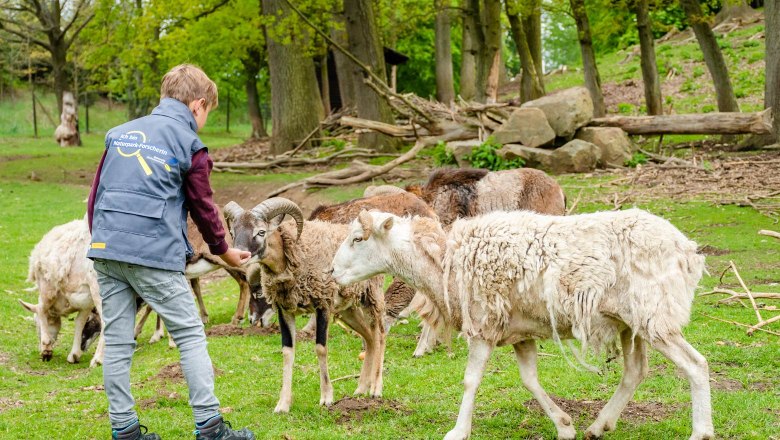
[{"x1": 540, "y1": 15, "x2": 765, "y2": 116}]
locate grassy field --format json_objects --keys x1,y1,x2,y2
[{"x1": 1, "y1": 132, "x2": 778, "y2": 439}]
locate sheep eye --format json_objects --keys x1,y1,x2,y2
[
  {"x1": 353, "y1": 237, "x2": 362, "y2": 243},
  {"x1": 255, "y1": 230, "x2": 266, "y2": 238}
]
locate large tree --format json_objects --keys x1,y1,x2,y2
[
  {"x1": 679, "y1": 0, "x2": 739, "y2": 112},
  {"x1": 0, "y1": 0, "x2": 95, "y2": 113},
  {"x1": 434, "y1": 0, "x2": 455, "y2": 105},
  {"x1": 570, "y1": 0, "x2": 605, "y2": 117},
  {"x1": 460, "y1": 0, "x2": 478, "y2": 101},
  {"x1": 474, "y1": 0, "x2": 501, "y2": 103},
  {"x1": 506, "y1": 0, "x2": 544, "y2": 102},
  {"x1": 766, "y1": 0, "x2": 779, "y2": 142},
  {"x1": 263, "y1": 0, "x2": 324, "y2": 154},
  {"x1": 243, "y1": 49, "x2": 269, "y2": 139},
  {"x1": 344, "y1": 0, "x2": 399, "y2": 151},
  {"x1": 633, "y1": 0, "x2": 662, "y2": 115}
]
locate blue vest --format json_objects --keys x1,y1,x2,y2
[{"x1": 88, "y1": 98, "x2": 206, "y2": 272}]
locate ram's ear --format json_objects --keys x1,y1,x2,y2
[
  {"x1": 223, "y1": 201, "x2": 244, "y2": 231},
  {"x1": 380, "y1": 216, "x2": 394, "y2": 232},
  {"x1": 19, "y1": 299, "x2": 38, "y2": 314}
]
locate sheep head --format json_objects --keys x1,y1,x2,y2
[
  {"x1": 18, "y1": 299, "x2": 61, "y2": 361},
  {"x1": 223, "y1": 198, "x2": 304, "y2": 266},
  {"x1": 331, "y1": 210, "x2": 398, "y2": 286}
]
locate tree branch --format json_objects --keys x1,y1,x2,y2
[
  {"x1": 0, "y1": 20, "x2": 51, "y2": 50},
  {"x1": 64, "y1": 10, "x2": 94, "y2": 50},
  {"x1": 60, "y1": 0, "x2": 87, "y2": 37}
]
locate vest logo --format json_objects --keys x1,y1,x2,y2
[
  {"x1": 91, "y1": 242, "x2": 106, "y2": 249},
  {"x1": 113, "y1": 130, "x2": 174, "y2": 176}
]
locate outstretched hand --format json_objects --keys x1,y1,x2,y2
[{"x1": 219, "y1": 247, "x2": 252, "y2": 267}]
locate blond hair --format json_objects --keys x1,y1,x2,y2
[{"x1": 160, "y1": 64, "x2": 218, "y2": 110}]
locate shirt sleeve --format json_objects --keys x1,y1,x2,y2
[
  {"x1": 87, "y1": 150, "x2": 107, "y2": 234},
  {"x1": 184, "y1": 149, "x2": 229, "y2": 255}
]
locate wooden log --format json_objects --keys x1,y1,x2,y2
[
  {"x1": 340, "y1": 116, "x2": 416, "y2": 137},
  {"x1": 589, "y1": 108, "x2": 773, "y2": 135}
]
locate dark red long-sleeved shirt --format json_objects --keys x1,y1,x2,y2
[{"x1": 87, "y1": 149, "x2": 228, "y2": 256}]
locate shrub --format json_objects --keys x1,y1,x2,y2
[
  {"x1": 624, "y1": 152, "x2": 648, "y2": 168},
  {"x1": 462, "y1": 137, "x2": 524, "y2": 171},
  {"x1": 617, "y1": 102, "x2": 635, "y2": 115},
  {"x1": 431, "y1": 141, "x2": 457, "y2": 166}
]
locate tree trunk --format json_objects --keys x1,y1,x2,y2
[
  {"x1": 331, "y1": 14, "x2": 357, "y2": 109},
  {"x1": 634, "y1": 0, "x2": 663, "y2": 115},
  {"x1": 459, "y1": 0, "x2": 478, "y2": 101},
  {"x1": 679, "y1": 0, "x2": 740, "y2": 112},
  {"x1": 434, "y1": 0, "x2": 456, "y2": 105},
  {"x1": 523, "y1": 0, "x2": 544, "y2": 88},
  {"x1": 570, "y1": 0, "x2": 606, "y2": 117},
  {"x1": 589, "y1": 109, "x2": 773, "y2": 135},
  {"x1": 765, "y1": 0, "x2": 779, "y2": 142},
  {"x1": 55, "y1": 91, "x2": 81, "y2": 146},
  {"x1": 263, "y1": 0, "x2": 324, "y2": 154},
  {"x1": 51, "y1": 44, "x2": 68, "y2": 115},
  {"x1": 474, "y1": 0, "x2": 501, "y2": 103},
  {"x1": 344, "y1": 0, "x2": 400, "y2": 151},
  {"x1": 506, "y1": 0, "x2": 544, "y2": 102},
  {"x1": 243, "y1": 49, "x2": 269, "y2": 139}
]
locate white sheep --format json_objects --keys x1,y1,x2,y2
[
  {"x1": 21, "y1": 218, "x2": 105, "y2": 367},
  {"x1": 224, "y1": 197, "x2": 386, "y2": 413},
  {"x1": 331, "y1": 208, "x2": 712, "y2": 440}
]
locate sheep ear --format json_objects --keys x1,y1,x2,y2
[
  {"x1": 380, "y1": 217, "x2": 394, "y2": 232},
  {"x1": 19, "y1": 299, "x2": 38, "y2": 314},
  {"x1": 223, "y1": 201, "x2": 244, "y2": 229}
]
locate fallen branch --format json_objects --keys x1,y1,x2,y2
[
  {"x1": 697, "y1": 312, "x2": 780, "y2": 337},
  {"x1": 729, "y1": 260, "x2": 763, "y2": 324},
  {"x1": 699, "y1": 288, "x2": 780, "y2": 305},
  {"x1": 306, "y1": 140, "x2": 426, "y2": 186},
  {"x1": 758, "y1": 229, "x2": 780, "y2": 240},
  {"x1": 590, "y1": 109, "x2": 773, "y2": 135},
  {"x1": 213, "y1": 149, "x2": 399, "y2": 170}
]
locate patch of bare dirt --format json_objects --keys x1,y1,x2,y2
[
  {"x1": 699, "y1": 245, "x2": 731, "y2": 256},
  {"x1": 0, "y1": 396, "x2": 24, "y2": 413},
  {"x1": 0, "y1": 154, "x2": 36, "y2": 163},
  {"x1": 205, "y1": 323, "x2": 279, "y2": 337},
  {"x1": 524, "y1": 396, "x2": 681, "y2": 423},
  {"x1": 329, "y1": 397, "x2": 412, "y2": 424},
  {"x1": 602, "y1": 151, "x2": 780, "y2": 219},
  {"x1": 711, "y1": 377, "x2": 745, "y2": 392},
  {"x1": 153, "y1": 362, "x2": 223, "y2": 382},
  {"x1": 210, "y1": 138, "x2": 270, "y2": 163}
]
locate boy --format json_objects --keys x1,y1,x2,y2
[{"x1": 87, "y1": 64, "x2": 255, "y2": 440}]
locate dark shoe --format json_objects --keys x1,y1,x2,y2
[
  {"x1": 112, "y1": 420, "x2": 161, "y2": 440},
  {"x1": 194, "y1": 415, "x2": 255, "y2": 440}
]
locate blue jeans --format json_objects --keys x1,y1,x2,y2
[{"x1": 93, "y1": 259, "x2": 220, "y2": 429}]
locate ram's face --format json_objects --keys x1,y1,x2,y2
[
  {"x1": 224, "y1": 202, "x2": 268, "y2": 259},
  {"x1": 331, "y1": 210, "x2": 394, "y2": 286}
]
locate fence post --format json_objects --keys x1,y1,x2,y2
[{"x1": 226, "y1": 88, "x2": 231, "y2": 133}]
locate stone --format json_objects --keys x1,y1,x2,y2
[
  {"x1": 521, "y1": 87, "x2": 594, "y2": 139},
  {"x1": 498, "y1": 144, "x2": 554, "y2": 170},
  {"x1": 491, "y1": 107, "x2": 556, "y2": 148},
  {"x1": 446, "y1": 140, "x2": 483, "y2": 167},
  {"x1": 575, "y1": 127, "x2": 633, "y2": 167},
  {"x1": 550, "y1": 139, "x2": 602, "y2": 174}
]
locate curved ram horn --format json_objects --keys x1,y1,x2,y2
[
  {"x1": 251, "y1": 197, "x2": 304, "y2": 241},
  {"x1": 223, "y1": 201, "x2": 246, "y2": 226}
]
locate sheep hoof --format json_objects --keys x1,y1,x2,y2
[
  {"x1": 273, "y1": 402, "x2": 291, "y2": 413},
  {"x1": 67, "y1": 352, "x2": 81, "y2": 364},
  {"x1": 89, "y1": 357, "x2": 103, "y2": 368},
  {"x1": 41, "y1": 350, "x2": 53, "y2": 362},
  {"x1": 583, "y1": 431, "x2": 602, "y2": 440},
  {"x1": 149, "y1": 334, "x2": 162, "y2": 344},
  {"x1": 319, "y1": 396, "x2": 334, "y2": 406},
  {"x1": 443, "y1": 429, "x2": 468, "y2": 440},
  {"x1": 201, "y1": 315, "x2": 209, "y2": 325}
]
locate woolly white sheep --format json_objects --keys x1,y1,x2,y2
[{"x1": 331, "y1": 208, "x2": 712, "y2": 440}]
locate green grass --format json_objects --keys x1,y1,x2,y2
[{"x1": 2, "y1": 139, "x2": 779, "y2": 439}]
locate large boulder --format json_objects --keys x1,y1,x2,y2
[
  {"x1": 491, "y1": 107, "x2": 556, "y2": 148},
  {"x1": 575, "y1": 127, "x2": 633, "y2": 167},
  {"x1": 521, "y1": 87, "x2": 594, "y2": 139},
  {"x1": 446, "y1": 140, "x2": 482, "y2": 167},
  {"x1": 550, "y1": 139, "x2": 601, "y2": 174},
  {"x1": 498, "y1": 144, "x2": 554, "y2": 170}
]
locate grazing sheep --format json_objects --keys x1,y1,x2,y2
[
  {"x1": 224, "y1": 198, "x2": 386, "y2": 413},
  {"x1": 20, "y1": 219, "x2": 105, "y2": 366},
  {"x1": 331, "y1": 209, "x2": 712, "y2": 440}
]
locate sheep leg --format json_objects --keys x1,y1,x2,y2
[
  {"x1": 88, "y1": 279, "x2": 104, "y2": 368},
  {"x1": 149, "y1": 314, "x2": 165, "y2": 344},
  {"x1": 513, "y1": 340, "x2": 576, "y2": 440},
  {"x1": 585, "y1": 330, "x2": 648, "y2": 438},
  {"x1": 299, "y1": 315, "x2": 316, "y2": 337},
  {"x1": 338, "y1": 308, "x2": 379, "y2": 396},
  {"x1": 274, "y1": 309, "x2": 296, "y2": 413},
  {"x1": 67, "y1": 308, "x2": 90, "y2": 363},
  {"x1": 413, "y1": 321, "x2": 438, "y2": 357},
  {"x1": 133, "y1": 303, "x2": 152, "y2": 340},
  {"x1": 190, "y1": 278, "x2": 209, "y2": 324},
  {"x1": 314, "y1": 308, "x2": 334, "y2": 406},
  {"x1": 650, "y1": 334, "x2": 713, "y2": 440},
  {"x1": 227, "y1": 269, "x2": 248, "y2": 325},
  {"x1": 443, "y1": 338, "x2": 494, "y2": 440}
]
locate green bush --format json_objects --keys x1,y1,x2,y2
[
  {"x1": 462, "y1": 137, "x2": 524, "y2": 171},
  {"x1": 431, "y1": 141, "x2": 457, "y2": 166},
  {"x1": 624, "y1": 152, "x2": 648, "y2": 168},
  {"x1": 617, "y1": 102, "x2": 635, "y2": 115},
  {"x1": 701, "y1": 104, "x2": 716, "y2": 113},
  {"x1": 742, "y1": 40, "x2": 759, "y2": 48},
  {"x1": 693, "y1": 66, "x2": 705, "y2": 78}
]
